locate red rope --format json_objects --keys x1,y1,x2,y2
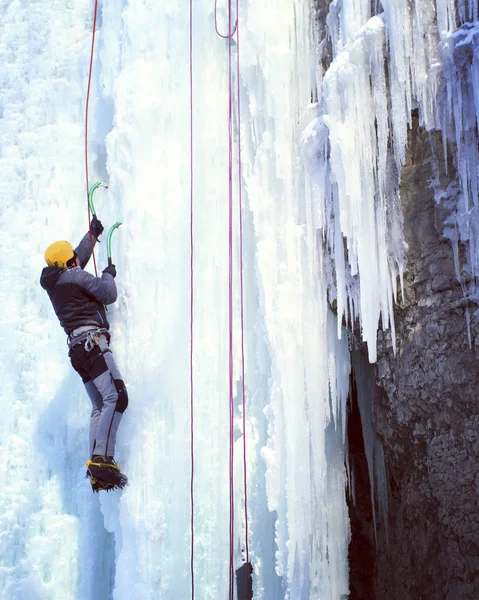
[
  {"x1": 85, "y1": 0, "x2": 99, "y2": 276},
  {"x1": 189, "y1": 0, "x2": 195, "y2": 598},
  {"x1": 235, "y1": 0, "x2": 251, "y2": 594}
]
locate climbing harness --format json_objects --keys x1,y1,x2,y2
[
  {"x1": 67, "y1": 326, "x2": 109, "y2": 351},
  {"x1": 69, "y1": 324, "x2": 97, "y2": 339},
  {"x1": 84, "y1": 328, "x2": 110, "y2": 352}
]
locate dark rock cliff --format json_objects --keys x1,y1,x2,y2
[
  {"x1": 369, "y1": 113, "x2": 479, "y2": 599},
  {"x1": 313, "y1": 3, "x2": 479, "y2": 597}
]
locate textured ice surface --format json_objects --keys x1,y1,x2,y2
[{"x1": 0, "y1": 1, "x2": 350, "y2": 599}]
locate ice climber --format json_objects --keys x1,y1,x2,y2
[{"x1": 40, "y1": 216, "x2": 128, "y2": 492}]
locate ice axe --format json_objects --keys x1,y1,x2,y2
[
  {"x1": 107, "y1": 222, "x2": 122, "y2": 266},
  {"x1": 88, "y1": 181, "x2": 108, "y2": 217},
  {"x1": 88, "y1": 182, "x2": 121, "y2": 264}
]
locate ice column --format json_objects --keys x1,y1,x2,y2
[
  {"x1": 240, "y1": 0, "x2": 351, "y2": 596},
  {"x1": 318, "y1": 16, "x2": 404, "y2": 363},
  {"x1": 441, "y1": 23, "x2": 479, "y2": 280}
]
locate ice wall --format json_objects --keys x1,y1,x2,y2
[
  {"x1": 0, "y1": 2, "x2": 111, "y2": 599},
  {"x1": 0, "y1": 1, "x2": 352, "y2": 599}
]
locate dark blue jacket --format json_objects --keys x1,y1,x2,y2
[{"x1": 40, "y1": 233, "x2": 117, "y2": 335}]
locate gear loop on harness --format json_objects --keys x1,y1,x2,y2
[
  {"x1": 84, "y1": 328, "x2": 110, "y2": 352},
  {"x1": 68, "y1": 326, "x2": 110, "y2": 351}
]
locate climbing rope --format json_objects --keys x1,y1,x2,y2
[
  {"x1": 227, "y1": 0, "x2": 235, "y2": 595},
  {"x1": 213, "y1": 0, "x2": 250, "y2": 596},
  {"x1": 189, "y1": 0, "x2": 195, "y2": 598},
  {"x1": 214, "y1": 0, "x2": 238, "y2": 38},
  {"x1": 85, "y1": 0, "x2": 100, "y2": 276},
  {"x1": 235, "y1": 0, "x2": 251, "y2": 589}
]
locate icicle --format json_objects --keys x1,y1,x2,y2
[
  {"x1": 440, "y1": 24, "x2": 479, "y2": 281},
  {"x1": 327, "y1": 0, "x2": 372, "y2": 55},
  {"x1": 320, "y1": 14, "x2": 406, "y2": 362},
  {"x1": 435, "y1": 0, "x2": 457, "y2": 37}
]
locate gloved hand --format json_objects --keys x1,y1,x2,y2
[
  {"x1": 103, "y1": 264, "x2": 117, "y2": 278},
  {"x1": 90, "y1": 216, "x2": 104, "y2": 239}
]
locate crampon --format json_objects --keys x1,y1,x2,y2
[{"x1": 86, "y1": 455, "x2": 128, "y2": 493}]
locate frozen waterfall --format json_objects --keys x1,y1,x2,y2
[
  {"x1": 1, "y1": 0, "x2": 478, "y2": 599},
  {"x1": 0, "y1": 1, "x2": 349, "y2": 598}
]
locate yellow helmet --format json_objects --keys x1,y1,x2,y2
[{"x1": 44, "y1": 241, "x2": 75, "y2": 268}]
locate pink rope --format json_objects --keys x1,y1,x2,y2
[
  {"x1": 214, "y1": 0, "x2": 238, "y2": 38},
  {"x1": 235, "y1": 1, "x2": 251, "y2": 595},
  {"x1": 189, "y1": 0, "x2": 195, "y2": 598},
  {"x1": 227, "y1": 0, "x2": 235, "y2": 594},
  {"x1": 214, "y1": 0, "x2": 250, "y2": 596}
]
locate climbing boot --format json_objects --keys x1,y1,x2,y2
[
  {"x1": 89, "y1": 477, "x2": 117, "y2": 493},
  {"x1": 86, "y1": 455, "x2": 128, "y2": 492}
]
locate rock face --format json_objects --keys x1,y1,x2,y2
[
  {"x1": 312, "y1": 4, "x2": 479, "y2": 596},
  {"x1": 371, "y1": 113, "x2": 479, "y2": 599}
]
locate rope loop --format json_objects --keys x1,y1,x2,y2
[
  {"x1": 214, "y1": 0, "x2": 238, "y2": 39},
  {"x1": 189, "y1": 1, "x2": 195, "y2": 599}
]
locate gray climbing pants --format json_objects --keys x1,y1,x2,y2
[{"x1": 69, "y1": 333, "x2": 128, "y2": 457}]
